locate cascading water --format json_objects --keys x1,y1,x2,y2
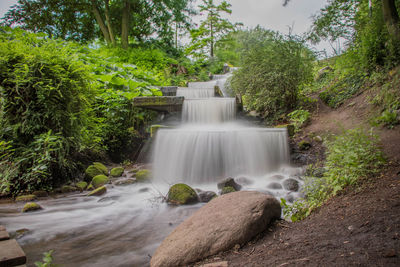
[
  {"x1": 0, "y1": 72, "x2": 303, "y2": 267},
  {"x1": 152, "y1": 74, "x2": 293, "y2": 187}
]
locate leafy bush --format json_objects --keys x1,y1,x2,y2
[
  {"x1": 288, "y1": 109, "x2": 310, "y2": 132},
  {"x1": 283, "y1": 128, "x2": 385, "y2": 221},
  {"x1": 230, "y1": 27, "x2": 315, "y2": 121}
]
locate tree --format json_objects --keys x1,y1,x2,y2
[
  {"x1": 186, "y1": 0, "x2": 241, "y2": 58},
  {"x1": 1, "y1": 0, "x2": 194, "y2": 48}
]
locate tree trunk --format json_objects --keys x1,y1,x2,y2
[
  {"x1": 121, "y1": 0, "x2": 131, "y2": 49},
  {"x1": 90, "y1": 0, "x2": 111, "y2": 44},
  {"x1": 104, "y1": 0, "x2": 116, "y2": 46},
  {"x1": 382, "y1": 0, "x2": 400, "y2": 43},
  {"x1": 210, "y1": 20, "x2": 214, "y2": 58}
]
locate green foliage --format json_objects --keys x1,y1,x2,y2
[
  {"x1": 35, "y1": 250, "x2": 55, "y2": 267},
  {"x1": 283, "y1": 128, "x2": 385, "y2": 221},
  {"x1": 230, "y1": 27, "x2": 315, "y2": 121},
  {"x1": 288, "y1": 110, "x2": 310, "y2": 132}
]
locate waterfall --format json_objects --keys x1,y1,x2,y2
[
  {"x1": 152, "y1": 126, "x2": 289, "y2": 184},
  {"x1": 152, "y1": 72, "x2": 291, "y2": 185},
  {"x1": 182, "y1": 98, "x2": 236, "y2": 123}
]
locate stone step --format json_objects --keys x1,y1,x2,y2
[
  {"x1": 0, "y1": 230, "x2": 10, "y2": 241},
  {"x1": 0, "y1": 239, "x2": 27, "y2": 267}
]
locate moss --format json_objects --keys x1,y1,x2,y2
[
  {"x1": 15, "y1": 195, "x2": 36, "y2": 202},
  {"x1": 275, "y1": 124, "x2": 295, "y2": 137},
  {"x1": 61, "y1": 185, "x2": 77, "y2": 193},
  {"x1": 87, "y1": 186, "x2": 107, "y2": 197},
  {"x1": 221, "y1": 186, "x2": 236, "y2": 195},
  {"x1": 93, "y1": 162, "x2": 108, "y2": 175},
  {"x1": 150, "y1": 125, "x2": 170, "y2": 137},
  {"x1": 22, "y1": 202, "x2": 42, "y2": 212},
  {"x1": 87, "y1": 184, "x2": 94, "y2": 191},
  {"x1": 91, "y1": 175, "x2": 109, "y2": 188},
  {"x1": 76, "y1": 181, "x2": 88, "y2": 191},
  {"x1": 85, "y1": 165, "x2": 104, "y2": 181},
  {"x1": 298, "y1": 140, "x2": 312, "y2": 150},
  {"x1": 32, "y1": 191, "x2": 48, "y2": 198},
  {"x1": 167, "y1": 183, "x2": 198, "y2": 205},
  {"x1": 136, "y1": 169, "x2": 152, "y2": 182},
  {"x1": 110, "y1": 167, "x2": 124, "y2": 177}
]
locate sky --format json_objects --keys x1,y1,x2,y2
[{"x1": 0, "y1": 0, "x2": 334, "y2": 55}]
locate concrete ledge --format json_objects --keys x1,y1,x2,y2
[
  {"x1": 158, "y1": 86, "x2": 178, "y2": 96},
  {"x1": 133, "y1": 96, "x2": 184, "y2": 113},
  {"x1": 0, "y1": 239, "x2": 26, "y2": 266}
]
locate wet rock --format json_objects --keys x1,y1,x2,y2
[
  {"x1": 22, "y1": 202, "x2": 42, "y2": 212},
  {"x1": 221, "y1": 186, "x2": 236, "y2": 195},
  {"x1": 285, "y1": 194, "x2": 295, "y2": 203},
  {"x1": 267, "y1": 182, "x2": 283, "y2": 190},
  {"x1": 15, "y1": 195, "x2": 36, "y2": 202},
  {"x1": 217, "y1": 178, "x2": 241, "y2": 191},
  {"x1": 291, "y1": 153, "x2": 309, "y2": 165},
  {"x1": 235, "y1": 177, "x2": 253, "y2": 186},
  {"x1": 85, "y1": 162, "x2": 108, "y2": 181},
  {"x1": 167, "y1": 184, "x2": 198, "y2": 205},
  {"x1": 75, "y1": 181, "x2": 88, "y2": 191},
  {"x1": 110, "y1": 167, "x2": 124, "y2": 177},
  {"x1": 32, "y1": 191, "x2": 48, "y2": 198},
  {"x1": 136, "y1": 169, "x2": 152, "y2": 182},
  {"x1": 87, "y1": 184, "x2": 94, "y2": 191},
  {"x1": 150, "y1": 191, "x2": 281, "y2": 267},
  {"x1": 283, "y1": 178, "x2": 300, "y2": 192},
  {"x1": 87, "y1": 186, "x2": 107, "y2": 197},
  {"x1": 139, "y1": 187, "x2": 150, "y2": 193},
  {"x1": 298, "y1": 140, "x2": 312, "y2": 150},
  {"x1": 270, "y1": 175, "x2": 284, "y2": 180},
  {"x1": 61, "y1": 185, "x2": 77, "y2": 193},
  {"x1": 91, "y1": 175, "x2": 109, "y2": 188},
  {"x1": 14, "y1": 228, "x2": 29, "y2": 239},
  {"x1": 199, "y1": 191, "x2": 217, "y2": 202},
  {"x1": 114, "y1": 178, "x2": 136, "y2": 186},
  {"x1": 306, "y1": 166, "x2": 326, "y2": 178}
]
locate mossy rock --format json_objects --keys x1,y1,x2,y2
[
  {"x1": 167, "y1": 183, "x2": 198, "y2": 205},
  {"x1": 76, "y1": 181, "x2": 88, "y2": 191},
  {"x1": 22, "y1": 202, "x2": 42, "y2": 213},
  {"x1": 110, "y1": 167, "x2": 124, "y2": 177},
  {"x1": 275, "y1": 124, "x2": 295, "y2": 137},
  {"x1": 32, "y1": 191, "x2": 48, "y2": 198},
  {"x1": 91, "y1": 175, "x2": 109, "y2": 188},
  {"x1": 87, "y1": 184, "x2": 94, "y2": 191},
  {"x1": 93, "y1": 162, "x2": 108, "y2": 175},
  {"x1": 87, "y1": 186, "x2": 107, "y2": 197},
  {"x1": 221, "y1": 186, "x2": 236, "y2": 195},
  {"x1": 150, "y1": 125, "x2": 170, "y2": 137},
  {"x1": 15, "y1": 195, "x2": 36, "y2": 202},
  {"x1": 298, "y1": 140, "x2": 312, "y2": 150},
  {"x1": 85, "y1": 165, "x2": 104, "y2": 181},
  {"x1": 136, "y1": 169, "x2": 152, "y2": 182},
  {"x1": 61, "y1": 185, "x2": 77, "y2": 193}
]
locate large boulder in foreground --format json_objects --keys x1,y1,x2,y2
[{"x1": 151, "y1": 191, "x2": 281, "y2": 267}]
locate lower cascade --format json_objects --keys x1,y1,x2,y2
[{"x1": 152, "y1": 125, "x2": 289, "y2": 184}]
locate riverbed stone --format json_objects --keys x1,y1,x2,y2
[
  {"x1": 91, "y1": 175, "x2": 109, "y2": 188},
  {"x1": 15, "y1": 195, "x2": 36, "y2": 202},
  {"x1": 110, "y1": 167, "x2": 124, "y2": 177},
  {"x1": 220, "y1": 186, "x2": 236, "y2": 195},
  {"x1": 61, "y1": 185, "x2": 77, "y2": 193},
  {"x1": 32, "y1": 190, "x2": 48, "y2": 198},
  {"x1": 267, "y1": 182, "x2": 283, "y2": 190},
  {"x1": 198, "y1": 191, "x2": 217, "y2": 202},
  {"x1": 235, "y1": 177, "x2": 253, "y2": 186},
  {"x1": 75, "y1": 181, "x2": 88, "y2": 191},
  {"x1": 217, "y1": 177, "x2": 241, "y2": 191},
  {"x1": 87, "y1": 186, "x2": 107, "y2": 196},
  {"x1": 283, "y1": 178, "x2": 300, "y2": 192},
  {"x1": 114, "y1": 178, "x2": 136, "y2": 186},
  {"x1": 135, "y1": 169, "x2": 151, "y2": 182},
  {"x1": 22, "y1": 202, "x2": 42, "y2": 212},
  {"x1": 167, "y1": 184, "x2": 198, "y2": 205},
  {"x1": 150, "y1": 191, "x2": 281, "y2": 267},
  {"x1": 298, "y1": 140, "x2": 312, "y2": 150}
]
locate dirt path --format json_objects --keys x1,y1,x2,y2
[{"x1": 195, "y1": 92, "x2": 400, "y2": 267}]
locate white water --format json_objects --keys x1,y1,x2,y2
[
  {"x1": 0, "y1": 72, "x2": 303, "y2": 267},
  {"x1": 182, "y1": 98, "x2": 236, "y2": 123}
]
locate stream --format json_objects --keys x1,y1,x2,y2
[{"x1": 0, "y1": 72, "x2": 304, "y2": 266}]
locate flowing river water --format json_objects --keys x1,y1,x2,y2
[{"x1": 0, "y1": 73, "x2": 304, "y2": 266}]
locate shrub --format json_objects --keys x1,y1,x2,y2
[
  {"x1": 288, "y1": 109, "x2": 310, "y2": 132},
  {"x1": 283, "y1": 128, "x2": 385, "y2": 221}
]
